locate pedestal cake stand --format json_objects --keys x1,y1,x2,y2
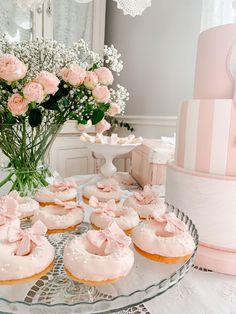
[
  {"x1": 0, "y1": 205, "x2": 198, "y2": 314},
  {"x1": 80, "y1": 135, "x2": 141, "y2": 177}
]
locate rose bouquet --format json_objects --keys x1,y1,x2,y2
[{"x1": 0, "y1": 37, "x2": 129, "y2": 196}]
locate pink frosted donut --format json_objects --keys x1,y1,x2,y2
[
  {"x1": 89, "y1": 196, "x2": 139, "y2": 233},
  {"x1": 63, "y1": 222, "x2": 134, "y2": 284},
  {"x1": 0, "y1": 195, "x2": 20, "y2": 239},
  {"x1": 132, "y1": 212, "x2": 195, "y2": 264},
  {"x1": 32, "y1": 200, "x2": 84, "y2": 233},
  {"x1": 35, "y1": 181, "x2": 77, "y2": 206},
  {"x1": 123, "y1": 185, "x2": 166, "y2": 219},
  {"x1": 83, "y1": 179, "x2": 121, "y2": 203},
  {"x1": 9, "y1": 191, "x2": 39, "y2": 218},
  {"x1": 0, "y1": 221, "x2": 55, "y2": 283}
]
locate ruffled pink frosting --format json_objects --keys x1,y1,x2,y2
[
  {"x1": 49, "y1": 181, "x2": 77, "y2": 192},
  {"x1": 96, "y1": 181, "x2": 118, "y2": 192},
  {"x1": 0, "y1": 195, "x2": 20, "y2": 225},
  {"x1": 134, "y1": 186, "x2": 159, "y2": 205},
  {"x1": 89, "y1": 196, "x2": 116, "y2": 216},
  {"x1": 152, "y1": 212, "x2": 188, "y2": 234},
  {"x1": 87, "y1": 222, "x2": 131, "y2": 255},
  {"x1": 8, "y1": 190, "x2": 39, "y2": 218},
  {"x1": 7, "y1": 220, "x2": 47, "y2": 256}
]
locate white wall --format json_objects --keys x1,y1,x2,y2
[{"x1": 105, "y1": 0, "x2": 203, "y2": 116}]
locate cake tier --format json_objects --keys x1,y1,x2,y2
[
  {"x1": 175, "y1": 99, "x2": 236, "y2": 176},
  {"x1": 165, "y1": 163, "x2": 236, "y2": 251},
  {"x1": 194, "y1": 23, "x2": 236, "y2": 99}
]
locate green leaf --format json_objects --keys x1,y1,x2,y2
[
  {"x1": 98, "y1": 103, "x2": 111, "y2": 112},
  {"x1": 41, "y1": 98, "x2": 60, "y2": 111},
  {"x1": 91, "y1": 109, "x2": 104, "y2": 125},
  {"x1": 28, "y1": 109, "x2": 42, "y2": 127}
]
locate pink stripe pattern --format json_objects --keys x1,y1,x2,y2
[
  {"x1": 176, "y1": 101, "x2": 188, "y2": 167},
  {"x1": 176, "y1": 99, "x2": 236, "y2": 176},
  {"x1": 195, "y1": 100, "x2": 215, "y2": 173},
  {"x1": 226, "y1": 102, "x2": 236, "y2": 176}
]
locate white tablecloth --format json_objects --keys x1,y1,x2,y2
[{"x1": 70, "y1": 173, "x2": 236, "y2": 314}]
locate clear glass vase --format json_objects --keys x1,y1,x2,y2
[{"x1": 0, "y1": 123, "x2": 62, "y2": 197}]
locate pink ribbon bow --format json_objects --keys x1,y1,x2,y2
[
  {"x1": 50, "y1": 181, "x2": 77, "y2": 192},
  {"x1": 153, "y1": 212, "x2": 188, "y2": 234},
  {"x1": 53, "y1": 199, "x2": 83, "y2": 210},
  {"x1": 134, "y1": 186, "x2": 158, "y2": 205},
  {"x1": 96, "y1": 181, "x2": 117, "y2": 192},
  {"x1": 0, "y1": 196, "x2": 20, "y2": 226},
  {"x1": 89, "y1": 196, "x2": 116, "y2": 216},
  {"x1": 7, "y1": 220, "x2": 47, "y2": 256},
  {"x1": 86, "y1": 222, "x2": 131, "y2": 254}
]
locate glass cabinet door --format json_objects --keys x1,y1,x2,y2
[
  {"x1": 0, "y1": 0, "x2": 33, "y2": 42},
  {"x1": 52, "y1": 0, "x2": 94, "y2": 47}
]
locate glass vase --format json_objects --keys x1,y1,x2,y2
[{"x1": 0, "y1": 123, "x2": 62, "y2": 197}]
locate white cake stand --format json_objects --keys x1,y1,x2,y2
[{"x1": 81, "y1": 137, "x2": 141, "y2": 177}]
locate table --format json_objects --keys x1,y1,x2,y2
[{"x1": 71, "y1": 173, "x2": 236, "y2": 314}]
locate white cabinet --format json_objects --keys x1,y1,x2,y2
[
  {"x1": 48, "y1": 121, "x2": 95, "y2": 177},
  {"x1": 50, "y1": 135, "x2": 95, "y2": 178}
]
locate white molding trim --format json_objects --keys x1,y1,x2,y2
[{"x1": 117, "y1": 115, "x2": 177, "y2": 127}]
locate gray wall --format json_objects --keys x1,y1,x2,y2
[{"x1": 105, "y1": 0, "x2": 203, "y2": 116}]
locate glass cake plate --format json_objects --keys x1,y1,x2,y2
[{"x1": 0, "y1": 206, "x2": 199, "y2": 314}]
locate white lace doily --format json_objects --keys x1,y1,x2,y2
[
  {"x1": 113, "y1": 0, "x2": 152, "y2": 17},
  {"x1": 15, "y1": 0, "x2": 152, "y2": 16}
]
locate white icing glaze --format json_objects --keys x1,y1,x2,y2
[
  {"x1": 90, "y1": 205, "x2": 139, "y2": 231},
  {"x1": 63, "y1": 234, "x2": 134, "y2": 281},
  {"x1": 132, "y1": 220, "x2": 195, "y2": 257},
  {"x1": 35, "y1": 186, "x2": 77, "y2": 203},
  {"x1": 32, "y1": 205, "x2": 84, "y2": 230},
  {"x1": 123, "y1": 196, "x2": 166, "y2": 219},
  {"x1": 0, "y1": 239, "x2": 54, "y2": 280}
]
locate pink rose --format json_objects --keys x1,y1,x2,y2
[
  {"x1": 77, "y1": 120, "x2": 92, "y2": 131},
  {"x1": 95, "y1": 119, "x2": 111, "y2": 134},
  {"x1": 83, "y1": 71, "x2": 98, "y2": 90},
  {"x1": 59, "y1": 64, "x2": 86, "y2": 86},
  {"x1": 107, "y1": 103, "x2": 121, "y2": 116},
  {"x1": 35, "y1": 71, "x2": 60, "y2": 95},
  {"x1": 23, "y1": 82, "x2": 44, "y2": 103},
  {"x1": 92, "y1": 85, "x2": 110, "y2": 103},
  {"x1": 7, "y1": 94, "x2": 28, "y2": 116},
  {"x1": 95, "y1": 67, "x2": 114, "y2": 85},
  {"x1": 0, "y1": 54, "x2": 27, "y2": 82}
]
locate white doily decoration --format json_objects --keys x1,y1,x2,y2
[{"x1": 113, "y1": 0, "x2": 152, "y2": 17}]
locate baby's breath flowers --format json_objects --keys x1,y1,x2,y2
[{"x1": 0, "y1": 36, "x2": 129, "y2": 195}]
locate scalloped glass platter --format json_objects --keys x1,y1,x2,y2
[{"x1": 0, "y1": 205, "x2": 198, "y2": 314}]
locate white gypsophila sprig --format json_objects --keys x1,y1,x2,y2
[
  {"x1": 103, "y1": 45, "x2": 123, "y2": 74},
  {"x1": 110, "y1": 84, "x2": 129, "y2": 114},
  {"x1": 0, "y1": 36, "x2": 103, "y2": 79}
]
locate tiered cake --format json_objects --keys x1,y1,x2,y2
[{"x1": 166, "y1": 23, "x2": 236, "y2": 275}]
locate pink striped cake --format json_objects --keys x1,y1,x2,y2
[
  {"x1": 166, "y1": 23, "x2": 236, "y2": 275},
  {"x1": 175, "y1": 99, "x2": 236, "y2": 176}
]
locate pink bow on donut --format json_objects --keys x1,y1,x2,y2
[
  {"x1": 7, "y1": 220, "x2": 47, "y2": 256},
  {"x1": 87, "y1": 222, "x2": 131, "y2": 254},
  {"x1": 134, "y1": 186, "x2": 158, "y2": 205},
  {"x1": 96, "y1": 182, "x2": 117, "y2": 192},
  {"x1": 53, "y1": 199, "x2": 83, "y2": 210},
  {"x1": 153, "y1": 212, "x2": 188, "y2": 234},
  {"x1": 89, "y1": 196, "x2": 116, "y2": 215},
  {"x1": 0, "y1": 196, "x2": 20, "y2": 226},
  {"x1": 50, "y1": 181, "x2": 77, "y2": 192}
]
